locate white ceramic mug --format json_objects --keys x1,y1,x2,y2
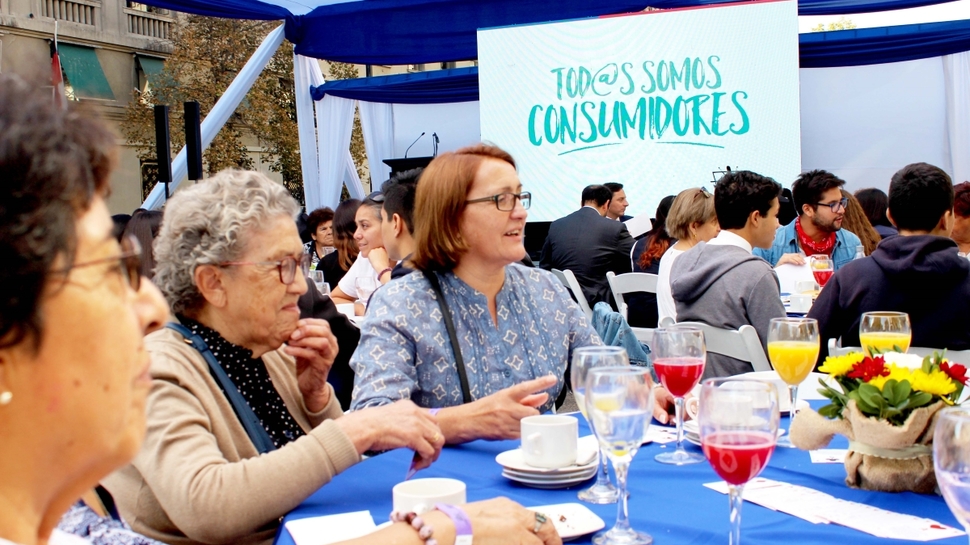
[
  {"x1": 392, "y1": 478, "x2": 466, "y2": 515},
  {"x1": 789, "y1": 294, "x2": 813, "y2": 313},
  {"x1": 794, "y1": 280, "x2": 817, "y2": 294},
  {"x1": 520, "y1": 414, "x2": 578, "y2": 469}
]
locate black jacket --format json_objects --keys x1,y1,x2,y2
[
  {"x1": 540, "y1": 207, "x2": 634, "y2": 308},
  {"x1": 809, "y1": 235, "x2": 970, "y2": 360}
]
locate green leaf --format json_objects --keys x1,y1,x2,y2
[
  {"x1": 909, "y1": 392, "x2": 934, "y2": 409},
  {"x1": 858, "y1": 384, "x2": 885, "y2": 409}
]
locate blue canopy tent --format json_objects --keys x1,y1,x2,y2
[
  {"x1": 138, "y1": 0, "x2": 966, "y2": 210},
  {"x1": 311, "y1": 17, "x2": 970, "y2": 101}
]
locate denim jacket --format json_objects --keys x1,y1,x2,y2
[{"x1": 754, "y1": 219, "x2": 861, "y2": 271}]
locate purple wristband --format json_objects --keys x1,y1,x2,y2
[
  {"x1": 434, "y1": 504, "x2": 472, "y2": 545},
  {"x1": 429, "y1": 408, "x2": 441, "y2": 416}
]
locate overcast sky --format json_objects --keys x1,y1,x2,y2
[{"x1": 797, "y1": 0, "x2": 970, "y2": 32}]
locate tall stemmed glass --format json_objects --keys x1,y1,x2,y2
[
  {"x1": 766, "y1": 317, "x2": 819, "y2": 448},
  {"x1": 653, "y1": 326, "x2": 706, "y2": 465},
  {"x1": 859, "y1": 311, "x2": 912, "y2": 357},
  {"x1": 699, "y1": 378, "x2": 780, "y2": 545},
  {"x1": 571, "y1": 346, "x2": 625, "y2": 504},
  {"x1": 585, "y1": 366, "x2": 655, "y2": 545},
  {"x1": 809, "y1": 255, "x2": 834, "y2": 288},
  {"x1": 934, "y1": 407, "x2": 970, "y2": 544}
]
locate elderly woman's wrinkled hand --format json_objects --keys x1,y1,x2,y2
[
  {"x1": 460, "y1": 497, "x2": 563, "y2": 545},
  {"x1": 337, "y1": 400, "x2": 444, "y2": 469},
  {"x1": 285, "y1": 318, "x2": 339, "y2": 413}
]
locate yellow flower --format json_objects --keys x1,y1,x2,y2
[
  {"x1": 819, "y1": 352, "x2": 865, "y2": 377},
  {"x1": 869, "y1": 364, "x2": 913, "y2": 390},
  {"x1": 910, "y1": 368, "x2": 957, "y2": 397}
]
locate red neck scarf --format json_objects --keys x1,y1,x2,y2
[{"x1": 795, "y1": 216, "x2": 836, "y2": 256}]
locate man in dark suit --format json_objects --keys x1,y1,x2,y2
[{"x1": 540, "y1": 184, "x2": 635, "y2": 308}]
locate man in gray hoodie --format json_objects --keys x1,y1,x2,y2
[{"x1": 671, "y1": 171, "x2": 787, "y2": 378}]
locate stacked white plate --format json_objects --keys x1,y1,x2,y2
[{"x1": 495, "y1": 436, "x2": 599, "y2": 489}]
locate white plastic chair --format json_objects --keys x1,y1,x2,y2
[
  {"x1": 666, "y1": 320, "x2": 772, "y2": 372},
  {"x1": 551, "y1": 268, "x2": 593, "y2": 321},
  {"x1": 606, "y1": 271, "x2": 659, "y2": 320}
]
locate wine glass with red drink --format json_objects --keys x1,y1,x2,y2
[
  {"x1": 809, "y1": 254, "x2": 834, "y2": 288},
  {"x1": 699, "y1": 378, "x2": 780, "y2": 545},
  {"x1": 653, "y1": 326, "x2": 706, "y2": 465}
]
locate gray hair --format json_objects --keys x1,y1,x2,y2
[{"x1": 153, "y1": 169, "x2": 300, "y2": 314}]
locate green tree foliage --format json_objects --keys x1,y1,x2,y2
[{"x1": 122, "y1": 16, "x2": 371, "y2": 206}]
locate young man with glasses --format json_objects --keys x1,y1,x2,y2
[{"x1": 755, "y1": 170, "x2": 862, "y2": 271}]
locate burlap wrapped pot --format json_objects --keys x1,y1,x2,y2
[{"x1": 789, "y1": 399, "x2": 945, "y2": 494}]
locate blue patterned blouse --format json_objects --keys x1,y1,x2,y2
[
  {"x1": 349, "y1": 264, "x2": 602, "y2": 412},
  {"x1": 57, "y1": 499, "x2": 162, "y2": 545}
]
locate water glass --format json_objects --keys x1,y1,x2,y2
[
  {"x1": 355, "y1": 275, "x2": 379, "y2": 305},
  {"x1": 585, "y1": 366, "x2": 655, "y2": 545},
  {"x1": 935, "y1": 406, "x2": 970, "y2": 544},
  {"x1": 308, "y1": 270, "x2": 330, "y2": 297},
  {"x1": 859, "y1": 311, "x2": 911, "y2": 357},
  {"x1": 571, "y1": 346, "x2": 626, "y2": 504},
  {"x1": 653, "y1": 326, "x2": 706, "y2": 465},
  {"x1": 699, "y1": 378, "x2": 780, "y2": 545}
]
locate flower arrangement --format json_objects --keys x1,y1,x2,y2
[{"x1": 817, "y1": 351, "x2": 967, "y2": 426}]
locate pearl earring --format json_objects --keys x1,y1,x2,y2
[{"x1": 0, "y1": 391, "x2": 11, "y2": 405}]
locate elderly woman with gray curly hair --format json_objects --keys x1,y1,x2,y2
[{"x1": 103, "y1": 170, "x2": 445, "y2": 545}]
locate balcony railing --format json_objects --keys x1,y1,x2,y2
[
  {"x1": 126, "y1": 8, "x2": 173, "y2": 40},
  {"x1": 42, "y1": 0, "x2": 99, "y2": 26}
]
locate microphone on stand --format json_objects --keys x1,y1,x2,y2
[
  {"x1": 404, "y1": 132, "x2": 425, "y2": 158},
  {"x1": 432, "y1": 132, "x2": 439, "y2": 157}
]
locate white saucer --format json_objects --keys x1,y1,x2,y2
[
  {"x1": 503, "y1": 465, "x2": 597, "y2": 482},
  {"x1": 502, "y1": 468, "x2": 597, "y2": 488},
  {"x1": 528, "y1": 503, "x2": 606, "y2": 540},
  {"x1": 495, "y1": 435, "x2": 599, "y2": 475}
]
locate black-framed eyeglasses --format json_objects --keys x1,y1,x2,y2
[
  {"x1": 466, "y1": 191, "x2": 532, "y2": 211},
  {"x1": 816, "y1": 197, "x2": 849, "y2": 212},
  {"x1": 218, "y1": 253, "x2": 310, "y2": 285},
  {"x1": 56, "y1": 234, "x2": 142, "y2": 291}
]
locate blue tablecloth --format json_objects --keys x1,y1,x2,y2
[{"x1": 276, "y1": 415, "x2": 961, "y2": 545}]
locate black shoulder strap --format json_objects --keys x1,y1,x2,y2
[
  {"x1": 165, "y1": 322, "x2": 277, "y2": 454},
  {"x1": 424, "y1": 272, "x2": 473, "y2": 404}
]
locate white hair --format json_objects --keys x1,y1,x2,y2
[{"x1": 153, "y1": 169, "x2": 300, "y2": 314}]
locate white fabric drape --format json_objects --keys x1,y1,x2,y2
[
  {"x1": 944, "y1": 51, "x2": 970, "y2": 184},
  {"x1": 314, "y1": 95, "x2": 356, "y2": 210},
  {"x1": 358, "y1": 100, "x2": 395, "y2": 187},
  {"x1": 344, "y1": 149, "x2": 365, "y2": 198},
  {"x1": 143, "y1": 24, "x2": 286, "y2": 210},
  {"x1": 294, "y1": 53, "x2": 326, "y2": 210}
]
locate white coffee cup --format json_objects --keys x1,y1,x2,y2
[
  {"x1": 789, "y1": 294, "x2": 813, "y2": 313},
  {"x1": 520, "y1": 414, "x2": 578, "y2": 469},
  {"x1": 392, "y1": 478, "x2": 466, "y2": 515},
  {"x1": 794, "y1": 280, "x2": 817, "y2": 294}
]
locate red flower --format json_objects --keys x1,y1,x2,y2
[
  {"x1": 941, "y1": 361, "x2": 969, "y2": 386},
  {"x1": 847, "y1": 356, "x2": 890, "y2": 382}
]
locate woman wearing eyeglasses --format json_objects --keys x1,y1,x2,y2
[
  {"x1": 349, "y1": 144, "x2": 602, "y2": 444},
  {"x1": 104, "y1": 170, "x2": 445, "y2": 545},
  {"x1": 330, "y1": 192, "x2": 395, "y2": 314}
]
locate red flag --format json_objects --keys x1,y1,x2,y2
[{"x1": 50, "y1": 39, "x2": 67, "y2": 109}]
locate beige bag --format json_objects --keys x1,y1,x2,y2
[{"x1": 789, "y1": 399, "x2": 945, "y2": 494}]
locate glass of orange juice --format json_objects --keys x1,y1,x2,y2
[
  {"x1": 859, "y1": 311, "x2": 911, "y2": 356},
  {"x1": 767, "y1": 317, "x2": 819, "y2": 448}
]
